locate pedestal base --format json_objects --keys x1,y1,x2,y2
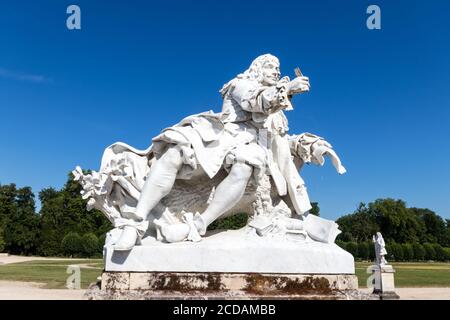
[
  {"x1": 99, "y1": 228, "x2": 358, "y2": 299},
  {"x1": 373, "y1": 291, "x2": 401, "y2": 300},
  {"x1": 105, "y1": 228, "x2": 355, "y2": 274},
  {"x1": 371, "y1": 264, "x2": 400, "y2": 299},
  {"x1": 92, "y1": 271, "x2": 360, "y2": 300}
]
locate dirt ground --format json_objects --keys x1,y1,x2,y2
[
  {"x1": 0, "y1": 281, "x2": 86, "y2": 300},
  {"x1": 361, "y1": 287, "x2": 450, "y2": 300},
  {"x1": 0, "y1": 255, "x2": 90, "y2": 299},
  {"x1": 0, "y1": 281, "x2": 448, "y2": 300}
]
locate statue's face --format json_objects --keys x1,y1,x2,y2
[{"x1": 261, "y1": 60, "x2": 280, "y2": 86}]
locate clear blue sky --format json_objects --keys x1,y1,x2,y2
[{"x1": 1, "y1": 0, "x2": 449, "y2": 220}]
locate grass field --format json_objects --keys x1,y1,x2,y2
[
  {"x1": 0, "y1": 259, "x2": 449, "y2": 289},
  {"x1": 0, "y1": 259, "x2": 103, "y2": 289},
  {"x1": 356, "y1": 262, "x2": 450, "y2": 288}
]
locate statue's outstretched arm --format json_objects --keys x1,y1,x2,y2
[
  {"x1": 288, "y1": 133, "x2": 346, "y2": 175},
  {"x1": 231, "y1": 78, "x2": 295, "y2": 115}
]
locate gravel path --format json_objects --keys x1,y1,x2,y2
[
  {"x1": 361, "y1": 287, "x2": 450, "y2": 300},
  {"x1": 0, "y1": 281, "x2": 86, "y2": 300},
  {"x1": 0, "y1": 281, "x2": 448, "y2": 300}
]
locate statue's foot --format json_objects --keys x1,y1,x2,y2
[
  {"x1": 112, "y1": 226, "x2": 139, "y2": 251},
  {"x1": 194, "y1": 212, "x2": 207, "y2": 236},
  {"x1": 154, "y1": 212, "x2": 206, "y2": 243},
  {"x1": 154, "y1": 220, "x2": 191, "y2": 243}
]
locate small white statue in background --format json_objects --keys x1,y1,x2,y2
[{"x1": 373, "y1": 232, "x2": 388, "y2": 265}]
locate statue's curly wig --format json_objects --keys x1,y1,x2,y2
[{"x1": 220, "y1": 54, "x2": 279, "y2": 97}]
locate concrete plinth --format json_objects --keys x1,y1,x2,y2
[
  {"x1": 371, "y1": 265, "x2": 400, "y2": 300},
  {"x1": 104, "y1": 229, "x2": 355, "y2": 274},
  {"x1": 98, "y1": 228, "x2": 359, "y2": 299},
  {"x1": 92, "y1": 271, "x2": 360, "y2": 300}
]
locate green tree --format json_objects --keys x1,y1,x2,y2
[
  {"x1": 335, "y1": 240, "x2": 346, "y2": 250},
  {"x1": 336, "y1": 199, "x2": 449, "y2": 246},
  {"x1": 309, "y1": 202, "x2": 320, "y2": 216},
  {"x1": 446, "y1": 219, "x2": 450, "y2": 247},
  {"x1": 410, "y1": 208, "x2": 447, "y2": 246},
  {"x1": 2, "y1": 186, "x2": 40, "y2": 255},
  {"x1": 346, "y1": 242, "x2": 358, "y2": 257},
  {"x1": 412, "y1": 243, "x2": 425, "y2": 261},
  {"x1": 81, "y1": 233, "x2": 99, "y2": 257},
  {"x1": 370, "y1": 199, "x2": 422, "y2": 243},
  {"x1": 37, "y1": 188, "x2": 64, "y2": 256},
  {"x1": 336, "y1": 203, "x2": 378, "y2": 242},
  {"x1": 390, "y1": 242, "x2": 404, "y2": 261},
  {"x1": 0, "y1": 225, "x2": 5, "y2": 252},
  {"x1": 444, "y1": 248, "x2": 450, "y2": 261},
  {"x1": 61, "y1": 232, "x2": 83, "y2": 257},
  {"x1": 0, "y1": 184, "x2": 17, "y2": 223},
  {"x1": 402, "y1": 243, "x2": 414, "y2": 261},
  {"x1": 98, "y1": 234, "x2": 106, "y2": 254},
  {"x1": 385, "y1": 243, "x2": 394, "y2": 261},
  {"x1": 432, "y1": 244, "x2": 446, "y2": 262},
  {"x1": 357, "y1": 242, "x2": 370, "y2": 260},
  {"x1": 38, "y1": 173, "x2": 111, "y2": 256},
  {"x1": 423, "y1": 243, "x2": 436, "y2": 261},
  {"x1": 207, "y1": 212, "x2": 248, "y2": 231}
]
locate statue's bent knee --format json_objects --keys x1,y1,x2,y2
[
  {"x1": 162, "y1": 145, "x2": 183, "y2": 168},
  {"x1": 229, "y1": 162, "x2": 253, "y2": 182}
]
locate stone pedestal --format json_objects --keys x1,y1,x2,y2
[
  {"x1": 95, "y1": 229, "x2": 359, "y2": 299},
  {"x1": 93, "y1": 272, "x2": 359, "y2": 300},
  {"x1": 104, "y1": 229, "x2": 355, "y2": 274},
  {"x1": 371, "y1": 265, "x2": 400, "y2": 299}
]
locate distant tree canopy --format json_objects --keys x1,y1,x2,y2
[
  {"x1": 0, "y1": 184, "x2": 40, "y2": 255},
  {"x1": 37, "y1": 173, "x2": 111, "y2": 256},
  {"x1": 0, "y1": 175, "x2": 449, "y2": 259},
  {"x1": 0, "y1": 172, "x2": 111, "y2": 257},
  {"x1": 0, "y1": 224, "x2": 6, "y2": 252},
  {"x1": 336, "y1": 198, "x2": 450, "y2": 247},
  {"x1": 309, "y1": 202, "x2": 320, "y2": 217}
]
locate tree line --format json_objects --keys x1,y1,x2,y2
[
  {"x1": 0, "y1": 173, "x2": 449, "y2": 260},
  {"x1": 336, "y1": 199, "x2": 450, "y2": 261},
  {"x1": 336, "y1": 240, "x2": 450, "y2": 262},
  {"x1": 0, "y1": 173, "x2": 111, "y2": 257}
]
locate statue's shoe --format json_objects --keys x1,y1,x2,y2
[
  {"x1": 158, "y1": 223, "x2": 191, "y2": 243},
  {"x1": 154, "y1": 212, "x2": 206, "y2": 243},
  {"x1": 194, "y1": 212, "x2": 207, "y2": 236},
  {"x1": 112, "y1": 226, "x2": 139, "y2": 251}
]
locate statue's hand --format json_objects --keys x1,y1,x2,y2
[
  {"x1": 288, "y1": 76, "x2": 310, "y2": 95},
  {"x1": 311, "y1": 141, "x2": 347, "y2": 175}
]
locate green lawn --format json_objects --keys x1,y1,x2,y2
[
  {"x1": 0, "y1": 259, "x2": 103, "y2": 289},
  {"x1": 356, "y1": 262, "x2": 450, "y2": 288},
  {"x1": 0, "y1": 259, "x2": 449, "y2": 289}
]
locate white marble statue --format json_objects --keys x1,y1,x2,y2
[
  {"x1": 73, "y1": 54, "x2": 347, "y2": 252},
  {"x1": 373, "y1": 232, "x2": 388, "y2": 265}
]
